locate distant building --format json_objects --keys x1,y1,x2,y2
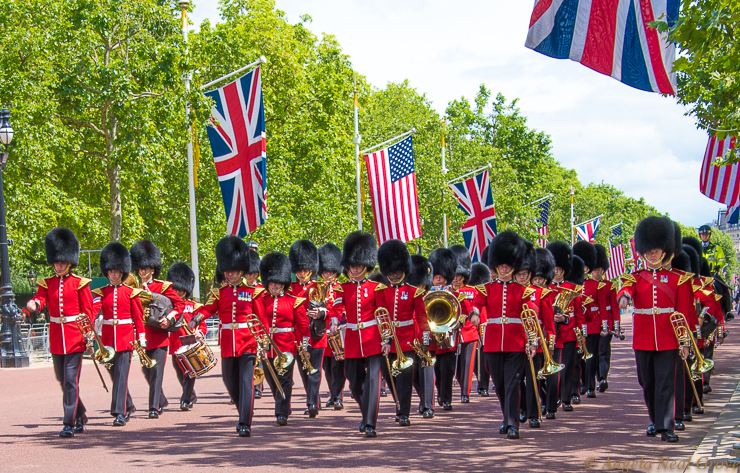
[{"x1": 714, "y1": 209, "x2": 740, "y2": 265}]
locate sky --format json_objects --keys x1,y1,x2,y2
[{"x1": 190, "y1": 0, "x2": 721, "y2": 228}]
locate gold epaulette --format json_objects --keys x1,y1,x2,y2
[
  {"x1": 205, "y1": 294, "x2": 217, "y2": 305},
  {"x1": 294, "y1": 297, "x2": 306, "y2": 309},
  {"x1": 160, "y1": 281, "x2": 173, "y2": 292},
  {"x1": 130, "y1": 288, "x2": 143, "y2": 299},
  {"x1": 210, "y1": 288, "x2": 220, "y2": 300},
  {"x1": 678, "y1": 273, "x2": 693, "y2": 286},
  {"x1": 701, "y1": 289, "x2": 713, "y2": 297},
  {"x1": 611, "y1": 281, "x2": 619, "y2": 291},
  {"x1": 597, "y1": 282, "x2": 607, "y2": 290},
  {"x1": 254, "y1": 287, "x2": 265, "y2": 298},
  {"x1": 92, "y1": 288, "x2": 103, "y2": 297},
  {"x1": 541, "y1": 288, "x2": 552, "y2": 298},
  {"x1": 692, "y1": 284, "x2": 701, "y2": 293},
  {"x1": 375, "y1": 283, "x2": 387, "y2": 291},
  {"x1": 457, "y1": 292, "x2": 467, "y2": 302},
  {"x1": 715, "y1": 294, "x2": 722, "y2": 302},
  {"x1": 583, "y1": 296, "x2": 594, "y2": 305},
  {"x1": 621, "y1": 274, "x2": 637, "y2": 284},
  {"x1": 78, "y1": 277, "x2": 92, "y2": 290},
  {"x1": 334, "y1": 285, "x2": 344, "y2": 293},
  {"x1": 574, "y1": 284, "x2": 584, "y2": 293},
  {"x1": 522, "y1": 287, "x2": 536, "y2": 300},
  {"x1": 702, "y1": 276, "x2": 714, "y2": 289},
  {"x1": 193, "y1": 302, "x2": 204, "y2": 311},
  {"x1": 476, "y1": 284, "x2": 488, "y2": 297},
  {"x1": 414, "y1": 287, "x2": 427, "y2": 298},
  {"x1": 37, "y1": 279, "x2": 48, "y2": 289}
]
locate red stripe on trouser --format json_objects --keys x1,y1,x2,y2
[
  {"x1": 466, "y1": 341, "x2": 477, "y2": 396},
  {"x1": 373, "y1": 363, "x2": 382, "y2": 426},
  {"x1": 73, "y1": 354, "x2": 83, "y2": 421}
]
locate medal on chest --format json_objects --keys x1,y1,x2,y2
[
  {"x1": 238, "y1": 291, "x2": 251, "y2": 302},
  {"x1": 660, "y1": 275, "x2": 668, "y2": 284},
  {"x1": 364, "y1": 288, "x2": 368, "y2": 298},
  {"x1": 401, "y1": 291, "x2": 409, "y2": 301}
]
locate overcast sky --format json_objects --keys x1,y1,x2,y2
[{"x1": 190, "y1": 0, "x2": 720, "y2": 228}]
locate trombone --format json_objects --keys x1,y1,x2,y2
[
  {"x1": 245, "y1": 314, "x2": 286, "y2": 399},
  {"x1": 374, "y1": 308, "x2": 406, "y2": 411},
  {"x1": 521, "y1": 305, "x2": 564, "y2": 379},
  {"x1": 245, "y1": 313, "x2": 294, "y2": 375},
  {"x1": 75, "y1": 314, "x2": 111, "y2": 391},
  {"x1": 670, "y1": 312, "x2": 713, "y2": 409},
  {"x1": 521, "y1": 304, "x2": 543, "y2": 421}
]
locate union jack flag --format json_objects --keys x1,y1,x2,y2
[
  {"x1": 525, "y1": 0, "x2": 678, "y2": 95},
  {"x1": 536, "y1": 197, "x2": 550, "y2": 247},
  {"x1": 576, "y1": 217, "x2": 601, "y2": 243},
  {"x1": 204, "y1": 66, "x2": 267, "y2": 237},
  {"x1": 449, "y1": 170, "x2": 497, "y2": 262}
]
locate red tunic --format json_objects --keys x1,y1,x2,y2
[
  {"x1": 323, "y1": 281, "x2": 342, "y2": 357},
  {"x1": 141, "y1": 279, "x2": 185, "y2": 349},
  {"x1": 288, "y1": 281, "x2": 327, "y2": 349},
  {"x1": 473, "y1": 279, "x2": 536, "y2": 352},
  {"x1": 597, "y1": 281, "x2": 618, "y2": 330},
  {"x1": 375, "y1": 283, "x2": 426, "y2": 354},
  {"x1": 32, "y1": 274, "x2": 94, "y2": 355},
  {"x1": 170, "y1": 300, "x2": 207, "y2": 354},
  {"x1": 457, "y1": 285, "x2": 482, "y2": 344},
  {"x1": 582, "y1": 278, "x2": 608, "y2": 336},
  {"x1": 550, "y1": 281, "x2": 585, "y2": 347},
  {"x1": 328, "y1": 279, "x2": 385, "y2": 358},
  {"x1": 258, "y1": 292, "x2": 309, "y2": 357},
  {"x1": 617, "y1": 268, "x2": 693, "y2": 351},
  {"x1": 531, "y1": 286, "x2": 557, "y2": 353},
  {"x1": 195, "y1": 284, "x2": 265, "y2": 357},
  {"x1": 93, "y1": 284, "x2": 146, "y2": 352}
]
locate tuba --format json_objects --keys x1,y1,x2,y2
[
  {"x1": 307, "y1": 281, "x2": 330, "y2": 339},
  {"x1": 423, "y1": 289, "x2": 463, "y2": 349},
  {"x1": 553, "y1": 286, "x2": 582, "y2": 312},
  {"x1": 520, "y1": 304, "x2": 564, "y2": 379}
]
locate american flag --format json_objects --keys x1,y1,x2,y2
[
  {"x1": 700, "y1": 135, "x2": 739, "y2": 206},
  {"x1": 576, "y1": 217, "x2": 601, "y2": 243},
  {"x1": 610, "y1": 223, "x2": 622, "y2": 245},
  {"x1": 204, "y1": 66, "x2": 267, "y2": 237},
  {"x1": 604, "y1": 243, "x2": 626, "y2": 280},
  {"x1": 449, "y1": 170, "x2": 497, "y2": 262},
  {"x1": 525, "y1": 0, "x2": 677, "y2": 95},
  {"x1": 365, "y1": 136, "x2": 422, "y2": 244},
  {"x1": 536, "y1": 197, "x2": 550, "y2": 248}
]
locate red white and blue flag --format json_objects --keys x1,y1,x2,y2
[
  {"x1": 450, "y1": 170, "x2": 498, "y2": 263},
  {"x1": 365, "y1": 136, "x2": 422, "y2": 244},
  {"x1": 536, "y1": 197, "x2": 550, "y2": 248},
  {"x1": 604, "y1": 243, "x2": 626, "y2": 280},
  {"x1": 204, "y1": 66, "x2": 267, "y2": 237},
  {"x1": 576, "y1": 217, "x2": 601, "y2": 243},
  {"x1": 525, "y1": 0, "x2": 678, "y2": 95},
  {"x1": 699, "y1": 135, "x2": 739, "y2": 206}
]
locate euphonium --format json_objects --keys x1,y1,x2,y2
[
  {"x1": 670, "y1": 312, "x2": 714, "y2": 374},
  {"x1": 296, "y1": 338, "x2": 318, "y2": 375},
  {"x1": 574, "y1": 327, "x2": 592, "y2": 360},
  {"x1": 245, "y1": 313, "x2": 294, "y2": 375},
  {"x1": 131, "y1": 339, "x2": 157, "y2": 368},
  {"x1": 374, "y1": 308, "x2": 413, "y2": 374},
  {"x1": 423, "y1": 289, "x2": 463, "y2": 349},
  {"x1": 411, "y1": 339, "x2": 436, "y2": 367},
  {"x1": 553, "y1": 286, "x2": 582, "y2": 312},
  {"x1": 520, "y1": 304, "x2": 564, "y2": 379},
  {"x1": 327, "y1": 330, "x2": 345, "y2": 361}
]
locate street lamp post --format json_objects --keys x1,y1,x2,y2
[{"x1": 0, "y1": 107, "x2": 29, "y2": 367}]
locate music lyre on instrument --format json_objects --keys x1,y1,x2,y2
[
  {"x1": 75, "y1": 314, "x2": 111, "y2": 392},
  {"x1": 671, "y1": 311, "x2": 713, "y2": 409},
  {"x1": 374, "y1": 308, "x2": 402, "y2": 411},
  {"x1": 521, "y1": 304, "x2": 543, "y2": 421},
  {"x1": 244, "y1": 313, "x2": 286, "y2": 399}
]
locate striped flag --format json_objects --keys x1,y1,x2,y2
[
  {"x1": 604, "y1": 243, "x2": 626, "y2": 280},
  {"x1": 525, "y1": 0, "x2": 678, "y2": 95},
  {"x1": 536, "y1": 197, "x2": 550, "y2": 247},
  {"x1": 576, "y1": 217, "x2": 601, "y2": 243},
  {"x1": 449, "y1": 170, "x2": 498, "y2": 263},
  {"x1": 699, "y1": 135, "x2": 739, "y2": 206},
  {"x1": 365, "y1": 136, "x2": 422, "y2": 244},
  {"x1": 727, "y1": 204, "x2": 740, "y2": 225}
]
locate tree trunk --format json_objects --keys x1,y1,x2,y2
[{"x1": 107, "y1": 162, "x2": 122, "y2": 242}]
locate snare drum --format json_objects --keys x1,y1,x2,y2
[{"x1": 175, "y1": 340, "x2": 218, "y2": 378}]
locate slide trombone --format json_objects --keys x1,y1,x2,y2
[
  {"x1": 245, "y1": 314, "x2": 286, "y2": 399},
  {"x1": 75, "y1": 314, "x2": 111, "y2": 391},
  {"x1": 245, "y1": 313, "x2": 294, "y2": 375}
]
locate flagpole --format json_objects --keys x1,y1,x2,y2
[
  {"x1": 180, "y1": 1, "x2": 200, "y2": 301},
  {"x1": 361, "y1": 128, "x2": 416, "y2": 155},
  {"x1": 574, "y1": 214, "x2": 605, "y2": 227},
  {"x1": 201, "y1": 56, "x2": 267, "y2": 92},
  {"x1": 570, "y1": 186, "x2": 575, "y2": 246},
  {"x1": 530, "y1": 194, "x2": 553, "y2": 206},
  {"x1": 353, "y1": 73, "x2": 362, "y2": 230},
  {"x1": 442, "y1": 129, "x2": 448, "y2": 247},
  {"x1": 447, "y1": 164, "x2": 492, "y2": 185}
]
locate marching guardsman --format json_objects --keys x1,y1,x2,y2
[
  {"x1": 470, "y1": 261, "x2": 492, "y2": 397},
  {"x1": 288, "y1": 239, "x2": 326, "y2": 418},
  {"x1": 244, "y1": 249, "x2": 264, "y2": 400},
  {"x1": 27, "y1": 228, "x2": 94, "y2": 437},
  {"x1": 191, "y1": 236, "x2": 265, "y2": 437},
  {"x1": 166, "y1": 262, "x2": 206, "y2": 411},
  {"x1": 408, "y1": 254, "x2": 436, "y2": 418},
  {"x1": 258, "y1": 252, "x2": 309, "y2": 426},
  {"x1": 573, "y1": 241, "x2": 606, "y2": 399},
  {"x1": 695, "y1": 257, "x2": 723, "y2": 403},
  {"x1": 470, "y1": 231, "x2": 534, "y2": 440},
  {"x1": 531, "y1": 247, "x2": 558, "y2": 419},
  {"x1": 376, "y1": 240, "x2": 426, "y2": 426},
  {"x1": 94, "y1": 243, "x2": 146, "y2": 427},
  {"x1": 698, "y1": 225, "x2": 726, "y2": 275},
  {"x1": 317, "y1": 243, "x2": 346, "y2": 410},
  {"x1": 130, "y1": 240, "x2": 185, "y2": 419},
  {"x1": 328, "y1": 231, "x2": 386, "y2": 438},
  {"x1": 595, "y1": 244, "x2": 619, "y2": 393},
  {"x1": 450, "y1": 245, "x2": 480, "y2": 404},
  {"x1": 617, "y1": 216, "x2": 693, "y2": 443}
]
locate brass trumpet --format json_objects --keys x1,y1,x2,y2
[
  {"x1": 245, "y1": 313, "x2": 294, "y2": 376},
  {"x1": 131, "y1": 339, "x2": 157, "y2": 368},
  {"x1": 521, "y1": 304, "x2": 564, "y2": 379},
  {"x1": 411, "y1": 339, "x2": 436, "y2": 367},
  {"x1": 574, "y1": 327, "x2": 592, "y2": 360},
  {"x1": 296, "y1": 338, "x2": 318, "y2": 375},
  {"x1": 328, "y1": 330, "x2": 345, "y2": 361},
  {"x1": 75, "y1": 314, "x2": 111, "y2": 391}
]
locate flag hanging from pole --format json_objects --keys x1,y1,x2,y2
[
  {"x1": 604, "y1": 243, "x2": 626, "y2": 280},
  {"x1": 699, "y1": 135, "x2": 739, "y2": 206},
  {"x1": 576, "y1": 217, "x2": 601, "y2": 243},
  {"x1": 727, "y1": 204, "x2": 740, "y2": 225},
  {"x1": 365, "y1": 136, "x2": 422, "y2": 244},
  {"x1": 611, "y1": 223, "x2": 622, "y2": 243},
  {"x1": 204, "y1": 66, "x2": 267, "y2": 237},
  {"x1": 535, "y1": 197, "x2": 550, "y2": 248},
  {"x1": 449, "y1": 170, "x2": 498, "y2": 262}
]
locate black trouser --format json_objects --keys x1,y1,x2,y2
[
  {"x1": 635, "y1": 349, "x2": 677, "y2": 432},
  {"x1": 485, "y1": 351, "x2": 525, "y2": 428},
  {"x1": 345, "y1": 354, "x2": 382, "y2": 428},
  {"x1": 324, "y1": 355, "x2": 346, "y2": 402},
  {"x1": 584, "y1": 334, "x2": 600, "y2": 392},
  {"x1": 574, "y1": 356, "x2": 583, "y2": 397},
  {"x1": 52, "y1": 352, "x2": 86, "y2": 426},
  {"x1": 560, "y1": 341, "x2": 577, "y2": 405},
  {"x1": 413, "y1": 353, "x2": 435, "y2": 413},
  {"x1": 434, "y1": 351, "x2": 456, "y2": 405},
  {"x1": 598, "y1": 333, "x2": 613, "y2": 381},
  {"x1": 675, "y1": 356, "x2": 685, "y2": 421},
  {"x1": 106, "y1": 350, "x2": 133, "y2": 417},
  {"x1": 142, "y1": 346, "x2": 168, "y2": 411},
  {"x1": 546, "y1": 348, "x2": 561, "y2": 413},
  {"x1": 297, "y1": 346, "x2": 325, "y2": 408},
  {"x1": 380, "y1": 351, "x2": 414, "y2": 417},
  {"x1": 222, "y1": 353, "x2": 256, "y2": 426},
  {"x1": 474, "y1": 344, "x2": 490, "y2": 391},
  {"x1": 521, "y1": 352, "x2": 543, "y2": 419},
  {"x1": 172, "y1": 355, "x2": 196, "y2": 404},
  {"x1": 264, "y1": 357, "x2": 294, "y2": 417},
  {"x1": 703, "y1": 345, "x2": 715, "y2": 386},
  {"x1": 456, "y1": 341, "x2": 477, "y2": 398}
]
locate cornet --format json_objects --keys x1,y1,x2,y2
[
  {"x1": 296, "y1": 337, "x2": 318, "y2": 375},
  {"x1": 131, "y1": 339, "x2": 157, "y2": 368},
  {"x1": 410, "y1": 339, "x2": 435, "y2": 367},
  {"x1": 574, "y1": 327, "x2": 592, "y2": 360}
]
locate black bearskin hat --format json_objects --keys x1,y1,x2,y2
[
  {"x1": 573, "y1": 241, "x2": 597, "y2": 272},
  {"x1": 682, "y1": 236, "x2": 703, "y2": 259},
  {"x1": 130, "y1": 240, "x2": 162, "y2": 278},
  {"x1": 215, "y1": 265, "x2": 225, "y2": 285},
  {"x1": 289, "y1": 240, "x2": 318, "y2": 274},
  {"x1": 700, "y1": 258, "x2": 711, "y2": 277},
  {"x1": 450, "y1": 244, "x2": 472, "y2": 281},
  {"x1": 488, "y1": 231, "x2": 527, "y2": 272},
  {"x1": 565, "y1": 255, "x2": 586, "y2": 285},
  {"x1": 100, "y1": 242, "x2": 131, "y2": 280},
  {"x1": 594, "y1": 244, "x2": 610, "y2": 271},
  {"x1": 377, "y1": 240, "x2": 411, "y2": 277},
  {"x1": 407, "y1": 255, "x2": 433, "y2": 289},
  {"x1": 166, "y1": 262, "x2": 195, "y2": 298},
  {"x1": 671, "y1": 251, "x2": 691, "y2": 273},
  {"x1": 340, "y1": 231, "x2": 377, "y2": 272},
  {"x1": 469, "y1": 262, "x2": 492, "y2": 286},
  {"x1": 519, "y1": 241, "x2": 537, "y2": 274},
  {"x1": 429, "y1": 248, "x2": 457, "y2": 285},
  {"x1": 260, "y1": 252, "x2": 292, "y2": 287},
  {"x1": 634, "y1": 216, "x2": 675, "y2": 262},
  {"x1": 683, "y1": 244, "x2": 700, "y2": 275},
  {"x1": 247, "y1": 250, "x2": 260, "y2": 274},
  {"x1": 547, "y1": 241, "x2": 572, "y2": 275},
  {"x1": 534, "y1": 248, "x2": 556, "y2": 286},
  {"x1": 368, "y1": 271, "x2": 389, "y2": 285},
  {"x1": 45, "y1": 227, "x2": 80, "y2": 267},
  {"x1": 318, "y1": 243, "x2": 342, "y2": 276},
  {"x1": 215, "y1": 236, "x2": 249, "y2": 273},
  {"x1": 672, "y1": 222, "x2": 683, "y2": 258},
  {"x1": 481, "y1": 246, "x2": 490, "y2": 267}
]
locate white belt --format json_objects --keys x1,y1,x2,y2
[
  {"x1": 221, "y1": 322, "x2": 250, "y2": 330},
  {"x1": 271, "y1": 327, "x2": 295, "y2": 333},
  {"x1": 393, "y1": 320, "x2": 414, "y2": 328},
  {"x1": 346, "y1": 320, "x2": 377, "y2": 330},
  {"x1": 102, "y1": 318, "x2": 132, "y2": 325},
  {"x1": 50, "y1": 315, "x2": 80, "y2": 324},
  {"x1": 487, "y1": 317, "x2": 522, "y2": 325},
  {"x1": 590, "y1": 307, "x2": 599, "y2": 312},
  {"x1": 634, "y1": 307, "x2": 674, "y2": 315}
]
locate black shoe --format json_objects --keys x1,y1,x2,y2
[
  {"x1": 395, "y1": 415, "x2": 400, "y2": 423},
  {"x1": 399, "y1": 416, "x2": 411, "y2": 427},
  {"x1": 180, "y1": 401, "x2": 190, "y2": 411},
  {"x1": 187, "y1": 402, "x2": 194, "y2": 409},
  {"x1": 556, "y1": 399, "x2": 562, "y2": 408},
  {"x1": 254, "y1": 389, "x2": 262, "y2": 400},
  {"x1": 704, "y1": 385, "x2": 712, "y2": 394},
  {"x1": 693, "y1": 406, "x2": 705, "y2": 415},
  {"x1": 580, "y1": 386, "x2": 586, "y2": 395},
  {"x1": 529, "y1": 418, "x2": 541, "y2": 428},
  {"x1": 113, "y1": 415, "x2": 126, "y2": 427},
  {"x1": 157, "y1": 406, "x2": 164, "y2": 415},
  {"x1": 545, "y1": 412, "x2": 556, "y2": 420},
  {"x1": 443, "y1": 402, "x2": 453, "y2": 411},
  {"x1": 572, "y1": 395, "x2": 581, "y2": 404},
  {"x1": 308, "y1": 405, "x2": 319, "y2": 418},
  {"x1": 563, "y1": 404, "x2": 573, "y2": 412},
  {"x1": 124, "y1": 406, "x2": 135, "y2": 422},
  {"x1": 461, "y1": 395, "x2": 470, "y2": 403},
  {"x1": 326, "y1": 400, "x2": 335, "y2": 408},
  {"x1": 422, "y1": 410, "x2": 434, "y2": 419},
  {"x1": 684, "y1": 411, "x2": 693, "y2": 422},
  {"x1": 598, "y1": 379, "x2": 608, "y2": 392},
  {"x1": 304, "y1": 409, "x2": 309, "y2": 415},
  {"x1": 73, "y1": 415, "x2": 87, "y2": 434},
  {"x1": 507, "y1": 427, "x2": 519, "y2": 439},
  {"x1": 59, "y1": 425, "x2": 74, "y2": 438},
  {"x1": 541, "y1": 406, "x2": 547, "y2": 415},
  {"x1": 276, "y1": 415, "x2": 288, "y2": 426},
  {"x1": 148, "y1": 409, "x2": 159, "y2": 419},
  {"x1": 191, "y1": 395, "x2": 197, "y2": 405},
  {"x1": 359, "y1": 422, "x2": 366, "y2": 433},
  {"x1": 587, "y1": 390, "x2": 596, "y2": 398},
  {"x1": 661, "y1": 430, "x2": 679, "y2": 442},
  {"x1": 380, "y1": 389, "x2": 388, "y2": 397},
  {"x1": 646, "y1": 424, "x2": 657, "y2": 437},
  {"x1": 499, "y1": 422, "x2": 507, "y2": 434},
  {"x1": 229, "y1": 398, "x2": 236, "y2": 405},
  {"x1": 334, "y1": 400, "x2": 344, "y2": 410},
  {"x1": 365, "y1": 426, "x2": 377, "y2": 438},
  {"x1": 479, "y1": 389, "x2": 489, "y2": 397},
  {"x1": 519, "y1": 413, "x2": 527, "y2": 423},
  {"x1": 238, "y1": 424, "x2": 251, "y2": 437},
  {"x1": 675, "y1": 421, "x2": 685, "y2": 431}
]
